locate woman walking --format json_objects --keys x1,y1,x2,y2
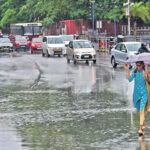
[{"x1": 124, "y1": 61, "x2": 150, "y2": 135}]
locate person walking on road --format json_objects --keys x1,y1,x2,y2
[
  {"x1": 138, "y1": 43, "x2": 149, "y2": 54},
  {"x1": 124, "y1": 61, "x2": 150, "y2": 136}
]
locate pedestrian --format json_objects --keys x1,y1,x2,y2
[
  {"x1": 124, "y1": 61, "x2": 150, "y2": 136},
  {"x1": 138, "y1": 43, "x2": 149, "y2": 54}
]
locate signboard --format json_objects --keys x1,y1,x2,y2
[
  {"x1": 96, "y1": 21, "x2": 102, "y2": 29},
  {"x1": 126, "y1": 7, "x2": 130, "y2": 16}
]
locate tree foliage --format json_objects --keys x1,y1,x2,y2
[{"x1": 0, "y1": 0, "x2": 149, "y2": 29}]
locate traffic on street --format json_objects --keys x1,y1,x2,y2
[
  {"x1": 1, "y1": 0, "x2": 150, "y2": 149},
  {"x1": 0, "y1": 51, "x2": 149, "y2": 150}
]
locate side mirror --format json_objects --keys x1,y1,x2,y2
[{"x1": 70, "y1": 45, "x2": 73, "y2": 49}]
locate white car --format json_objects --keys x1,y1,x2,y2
[
  {"x1": 66, "y1": 40, "x2": 96, "y2": 64},
  {"x1": 60, "y1": 35, "x2": 74, "y2": 56},
  {"x1": 42, "y1": 36, "x2": 65, "y2": 57},
  {"x1": 111, "y1": 42, "x2": 141, "y2": 68}
]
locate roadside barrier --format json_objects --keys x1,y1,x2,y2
[{"x1": 97, "y1": 39, "x2": 109, "y2": 52}]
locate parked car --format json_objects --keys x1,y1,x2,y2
[
  {"x1": 66, "y1": 40, "x2": 96, "y2": 64},
  {"x1": 60, "y1": 35, "x2": 74, "y2": 56},
  {"x1": 0, "y1": 38, "x2": 13, "y2": 52},
  {"x1": 13, "y1": 36, "x2": 29, "y2": 51},
  {"x1": 30, "y1": 37, "x2": 42, "y2": 54},
  {"x1": 111, "y1": 42, "x2": 142, "y2": 68},
  {"x1": 42, "y1": 36, "x2": 65, "y2": 57}
]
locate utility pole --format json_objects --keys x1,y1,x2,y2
[
  {"x1": 114, "y1": 16, "x2": 117, "y2": 37},
  {"x1": 123, "y1": 0, "x2": 134, "y2": 35},
  {"x1": 127, "y1": 0, "x2": 130, "y2": 35},
  {"x1": 90, "y1": 0, "x2": 95, "y2": 41}
]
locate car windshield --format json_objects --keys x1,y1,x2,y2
[
  {"x1": 0, "y1": 38, "x2": 11, "y2": 43},
  {"x1": 126, "y1": 43, "x2": 141, "y2": 51},
  {"x1": 74, "y1": 41, "x2": 92, "y2": 48},
  {"x1": 32, "y1": 38, "x2": 42, "y2": 43},
  {"x1": 15, "y1": 37, "x2": 27, "y2": 41},
  {"x1": 47, "y1": 37, "x2": 63, "y2": 44},
  {"x1": 61, "y1": 35, "x2": 74, "y2": 41}
]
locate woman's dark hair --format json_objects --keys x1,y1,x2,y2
[
  {"x1": 134, "y1": 61, "x2": 145, "y2": 76},
  {"x1": 136, "y1": 61, "x2": 144, "y2": 65}
]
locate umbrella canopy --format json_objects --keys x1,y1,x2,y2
[{"x1": 126, "y1": 53, "x2": 150, "y2": 65}]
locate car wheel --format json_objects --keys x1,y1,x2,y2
[
  {"x1": 9, "y1": 50, "x2": 12, "y2": 53},
  {"x1": 58, "y1": 54, "x2": 61, "y2": 57},
  {"x1": 42, "y1": 50, "x2": 45, "y2": 57},
  {"x1": 74, "y1": 59, "x2": 77, "y2": 64},
  {"x1": 13, "y1": 46, "x2": 16, "y2": 51},
  {"x1": 67, "y1": 55, "x2": 70, "y2": 64},
  {"x1": 93, "y1": 60, "x2": 96, "y2": 64},
  {"x1": 111, "y1": 57, "x2": 117, "y2": 68},
  {"x1": 47, "y1": 50, "x2": 50, "y2": 57},
  {"x1": 31, "y1": 51, "x2": 33, "y2": 54},
  {"x1": 86, "y1": 60, "x2": 89, "y2": 64}
]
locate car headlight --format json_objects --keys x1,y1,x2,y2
[{"x1": 74, "y1": 51, "x2": 80, "y2": 54}]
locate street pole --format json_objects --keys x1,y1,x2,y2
[
  {"x1": 92, "y1": 0, "x2": 95, "y2": 41},
  {"x1": 114, "y1": 16, "x2": 117, "y2": 37},
  {"x1": 128, "y1": 0, "x2": 130, "y2": 35},
  {"x1": 123, "y1": 0, "x2": 134, "y2": 36}
]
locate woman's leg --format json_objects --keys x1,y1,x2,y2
[
  {"x1": 139, "y1": 109, "x2": 145, "y2": 134},
  {"x1": 140, "y1": 109, "x2": 145, "y2": 126}
]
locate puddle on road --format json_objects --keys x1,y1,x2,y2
[{"x1": 0, "y1": 54, "x2": 150, "y2": 150}]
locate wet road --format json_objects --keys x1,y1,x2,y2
[{"x1": 0, "y1": 52, "x2": 150, "y2": 150}]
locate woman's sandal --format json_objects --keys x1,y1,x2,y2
[{"x1": 138, "y1": 125, "x2": 144, "y2": 136}]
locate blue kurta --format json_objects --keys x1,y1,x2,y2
[{"x1": 128, "y1": 69, "x2": 148, "y2": 112}]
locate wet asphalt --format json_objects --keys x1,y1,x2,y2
[{"x1": 0, "y1": 51, "x2": 150, "y2": 150}]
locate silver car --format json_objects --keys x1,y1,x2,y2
[
  {"x1": 111, "y1": 42, "x2": 141, "y2": 68},
  {"x1": 0, "y1": 38, "x2": 13, "y2": 52},
  {"x1": 66, "y1": 40, "x2": 96, "y2": 64}
]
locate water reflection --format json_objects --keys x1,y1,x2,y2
[
  {"x1": 1, "y1": 54, "x2": 150, "y2": 150},
  {"x1": 139, "y1": 136, "x2": 146, "y2": 150},
  {"x1": 73, "y1": 65, "x2": 96, "y2": 93}
]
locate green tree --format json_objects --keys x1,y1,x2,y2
[
  {"x1": 120, "y1": 1, "x2": 150, "y2": 35},
  {"x1": 0, "y1": 0, "x2": 150, "y2": 30}
]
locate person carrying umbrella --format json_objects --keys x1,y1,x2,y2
[{"x1": 124, "y1": 61, "x2": 150, "y2": 136}]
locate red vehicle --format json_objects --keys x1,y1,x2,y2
[
  {"x1": 10, "y1": 22, "x2": 42, "y2": 43},
  {"x1": 45, "y1": 19, "x2": 90, "y2": 35},
  {"x1": 13, "y1": 36, "x2": 29, "y2": 51},
  {"x1": 30, "y1": 37, "x2": 42, "y2": 54}
]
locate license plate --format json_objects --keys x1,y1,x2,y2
[
  {"x1": 55, "y1": 49, "x2": 61, "y2": 52},
  {"x1": 21, "y1": 45, "x2": 25, "y2": 47},
  {"x1": 84, "y1": 55, "x2": 89, "y2": 58}
]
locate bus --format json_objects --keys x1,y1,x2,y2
[{"x1": 10, "y1": 23, "x2": 42, "y2": 42}]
